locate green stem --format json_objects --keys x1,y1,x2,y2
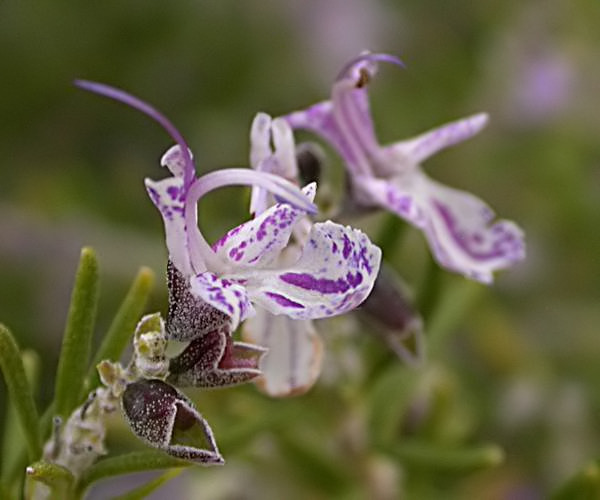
[
  {"x1": 25, "y1": 461, "x2": 75, "y2": 500},
  {"x1": 75, "y1": 451, "x2": 190, "y2": 497},
  {"x1": 112, "y1": 468, "x2": 184, "y2": 500},
  {"x1": 53, "y1": 247, "x2": 99, "y2": 420},
  {"x1": 84, "y1": 266, "x2": 155, "y2": 395},
  {"x1": 0, "y1": 324, "x2": 42, "y2": 461},
  {"x1": 384, "y1": 439, "x2": 504, "y2": 471}
]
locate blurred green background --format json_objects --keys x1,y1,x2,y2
[{"x1": 1, "y1": 1, "x2": 599, "y2": 498}]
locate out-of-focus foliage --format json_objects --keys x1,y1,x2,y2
[{"x1": 1, "y1": 0, "x2": 599, "y2": 498}]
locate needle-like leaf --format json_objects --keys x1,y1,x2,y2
[
  {"x1": 53, "y1": 247, "x2": 99, "y2": 420},
  {"x1": 0, "y1": 325, "x2": 42, "y2": 461}
]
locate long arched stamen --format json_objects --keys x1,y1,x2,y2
[
  {"x1": 185, "y1": 169, "x2": 317, "y2": 275},
  {"x1": 74, "y1": 79, "x2": 195, "y2": 189},
  {"x1": 335, "y1": 52, "x2": 405, "y2": 81}
]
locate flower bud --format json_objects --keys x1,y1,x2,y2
[
  {"x1": 167, "y1": 328, "x2": 265, "y2": 388},
  {"x1": 121, "y1": 379, "x2": 223, "y2": 465},
  {"x1": 133, "y1": 313, "x2": 169, "y2": 379},
  {"x1": 358, "y1": 262, "x2": 424, "y2": 366},
  {"x1": 296, "y1": 142, "x2": 324, "y2": 186}
]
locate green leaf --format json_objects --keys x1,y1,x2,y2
[
  {"x1": 552, "y1": 461, "x2": 600, "y2": 500},
  {"x1": 383, "y1": 439, "x2": 504, "y2": 472},
  {"x1": 367, "y1": 363, "x2": 419, "y2": 446},
  {"x1": 53, "y1": 247, "x2": 100, "y2": 420},
  {"x1": 2, "y1": 350, "x2": 40, "y2": 481},
  {"x1": 25, "y1": 461, "x2": 75, "y2": 499},
  {"x1": 76, "y1": 451, "x2": 190, "y2": 497},
  {"x1": 0, "y1": 324, "x2": 42, "y2": 462},
  {"x1": 112, "y1": 468, "x2": 184, "y2": 500},
  {"x1": 85, "y1": 266, "x2": 155, "y2": 394}
]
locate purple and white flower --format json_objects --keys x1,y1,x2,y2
[
  {"x1": 75, "y1": 80, "x2": 381, "y2": 338},
  {"x1": 284, "y1": 52, "x2": 525, "y2": 283}
]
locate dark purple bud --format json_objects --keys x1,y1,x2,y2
[
  {"x1": 168, "y1": 328, "x2": 265, "y2": 388},
  {"x1": 166, "y1": 260, "x2": 229, "y2": 342},
  {"x1": 296, "y1": 142, "x2": 324, "y2": 187},
  {"x1": 358, "y1": 262, "x2": 424, "y2": 366},
  {"x1": 121, "y1": 379, "x2": 223, "y2": 465}
]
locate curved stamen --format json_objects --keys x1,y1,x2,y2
[
  {"x1": 335, "y1": 52, "x2": 405, "y2": 81},
  {"x1": 185, "y1": 169, "x2": 317, "y2": 275},
  {"x1": 74, "y1": 79, "x2": 195, "y2": 190}
]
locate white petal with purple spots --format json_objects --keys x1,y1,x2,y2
[
  {"x1": 145, "y1": 176, "x2": 192, "y2": 276},
  {"x1": 213, "y1": 184, "x2": 316, "y2": 269},
  {"x1": 189, "y1": 272, "x2": 255, "y2": 331},
  {"x1": 160, "y1": 144, "x2": 192, "y2": 178},
  {"x1": 238, "y1": 221, "x2": 381, "y2": 319},
  {"x1": 358, "y1": 169, "x2": 525, "y2": 283},
  {"x1": 423, "y1": 179, "x2": 526, "y2": 283}
]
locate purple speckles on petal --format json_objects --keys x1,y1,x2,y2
[
  {"x1": 342, "y1": 234, "x2": 352, "y2": 259},
  {"x1": 264, "y1": 292, "x2": 305, "y2": 309},
  {"x1": 213, "y1": 198, "x2": 306, "y2": 269},
  {"x1": 434, "y1": 201, "x2": 508, "y2": 260},
  {"x1": 228, "y1": 247, "x2": 245, "y2": 262},
  {"x1": 147, "y1": 186, "x2": 160, "y2": 206},
  {"x1": 280, "y1": 272, "x2": 351, "y2": 294},
  {"x1": 242, "y1": 221, "x2": 381, "y2": 319},
  {"x1": 384, "y1": 187, "x2": 418, "y2": 221},
  {"x1": 167, "y1": 185, "x2": 180, "y2": 200},
  {"x1": 257, "y1": 206, "x2": 297, "y2": 241},
  {"x1": 346, "y1": 271, "x2": 363, "y2": 288},
  {"x1": 213, "y1": 226, "x2": 242, "y2": 250},
  {"x1": 423, "y1": 195, "x2": 525, "y2": 282},
  {"x1": 190, "y1": 272, "x2": 254, "y2": 331},
  {"x1": 359, "y1": 246, "x2": 374, "y2": 275}
]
